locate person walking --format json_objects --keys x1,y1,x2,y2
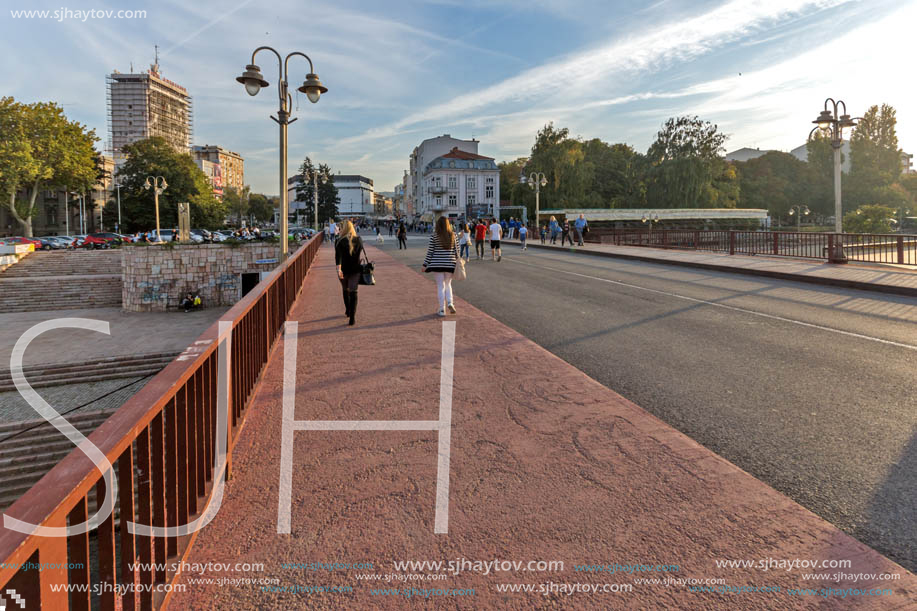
[
  {"x1": 457, "y1": 223, "x2": 471, "y2": 261},
  {"x1": 574, "y1": 213, "x2": 588, "y2": 246},
  {"x1": 397, "y1": 222, "x2": 407, "y2": 249},
  {"x1": 507, "y1": 217, "x2": 515, "y2": 240},
  {"x1": 489, "y1": 217, "x2": 503, "y2": 261},
  {"x1": 540, "y1": 224, "x2": 547, "y2": 244},
  {"x1": 389, "y1": 223, "x2": 394, "y2": 237},
  {"x1": 561, "y1": 219, "x2": 572, "y2": 246},
  {"x1": 474, "y1": 218, "x2": 487, "y2": 259},
  {"x1": 519, "y1": 223, "x2": 528, "y2": 251},
  {"x1": 422, "y1": 216, "x2": 459, "y2": 317},
  {"x1": 328, "y1": 219, "x2": 338, "y2": 245},
  {"x1": 335, "y1": 220, "x2": 364, "y2": 326},
  {"x1": 549, "y1": 216, "x2": 559, "y2": 244}
]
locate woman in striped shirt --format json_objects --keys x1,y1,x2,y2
[{"x1": 421, "y1": 216, "x2": 459, "y2": 317}]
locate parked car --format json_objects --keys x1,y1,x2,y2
[
  {"x1": 0, "y1": 236, "x2": 42, "y2": 249},
  {"x1": 81, "y1": 232, "x2": 123, "y2": 249},
  {"x1": 71, "y1": 235, "x2": 88, "y2": 248},
  {"x1": 37, "y1": 237, "x2": 64, "y2": 250}
]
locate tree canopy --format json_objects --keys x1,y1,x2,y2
[
  {"x1": 294, "y1": 156, "x2": 340, "y2": 225},
  {"x1": 0, "y1": 97, "x2": 98, "y2": 236}
]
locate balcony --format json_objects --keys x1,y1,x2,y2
[{"x1": 428, "y1": 185, "x2": 447, "y2": 195}]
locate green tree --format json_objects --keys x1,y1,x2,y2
[
  {"x1": 737, "y1": 152, "x2": 816, "y2": 222},
  {"x1": 847, "y1": 104, "x2": 902, "y2": 210},
  {"x1": 582, "y1": 140, "x2": 645, "y2": 208},
  {"x1": 294, "y1": 157, "x2": 340, "y2": 226},
  {"x1": 842, "y1": 204, "x2": 896, "y2": 233},
  {"x1": 248, "y1": 193, "x2": 275, "y2": 223},
  {"x1": 222, "y1": 185, "x2": 250, "y2": 228},
  {"x1": 106, "y1": 137, "x2": 227, "y2": 232},
  {"x1": 645, "y1": 116, "x2": 730, "y2": 208},
  {"x1": 0, "y1": 97, "x2": 98, "y2": 236}
]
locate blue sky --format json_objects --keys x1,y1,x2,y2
[{"x1": 3, "y1": 0, "x2": 915, "y2": 194}]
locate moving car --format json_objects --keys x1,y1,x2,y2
[{"x1": 81, "y1": 232, "x2": 123, "y2": 249}]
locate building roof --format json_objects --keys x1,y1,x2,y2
[
  {"x1": 724, "y1": 147, "x2": 773, "y2": 162},
  {"x1": 424, "y1": 148, "x2": 498, "y2": 173}
]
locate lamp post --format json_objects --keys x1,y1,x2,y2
[
  {"x1": 144, "y1": 176, "x2": 168, "y2": 241},
  {"x1": 520, "y1": 171, "x2": 547, "y2": 228},
  {"x1": 115, "y1": 180, "x2": 122, "y2": 233},
  {"x1": 788, "y1": 204, "x2": 810, "y2": 232},
  {"x1": 641, "y1": 212, "x2": 659, "y2": 243},
  {"x1": 237, "y1": 47, "x2": 327, "y2": 261},
  {"x1": 809, "y1": 98, "x2": 866, "y2": 262}
]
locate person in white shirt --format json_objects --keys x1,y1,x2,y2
[
  {"x1": 489, "y1": 218, "x2": 503, "y2": 262},
  {"x1": 328, "y1": 220, "x2": 338, "y2": 244}
]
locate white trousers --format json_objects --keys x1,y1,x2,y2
[{"x1": 434, "y1": 272, "x2": 454, "y2": 309}]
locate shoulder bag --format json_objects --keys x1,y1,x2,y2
[
  {"x1": 358, "y1": 243, "x2": 375, "y2": 285},
  {"x1": 454, "y1": 241, "x2": 466, "y2": 281}
]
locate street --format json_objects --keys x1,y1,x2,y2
[{"x1": 384, "y1": 234, "x2": 917, "y2": 572}]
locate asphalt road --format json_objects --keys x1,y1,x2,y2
[{"x1": 381, "y1": 233, "x2": 917, "y2": 572}]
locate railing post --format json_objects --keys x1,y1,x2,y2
[
  {"x1": 729, "y1": 231, "x2": 735, "y2": 255},
  {"x1": 773, "y1": 232, "x2": 778, "y2": 256},
  {"x1": 897, "y1": 235, "x2": 904, "y2": 264},
  {"x1": 693, "y1": 231, "x2": 699, "y2": 250}
]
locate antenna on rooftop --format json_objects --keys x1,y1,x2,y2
[{"x1": 152, "y1": 44, "x2": 160, "y2": 74}]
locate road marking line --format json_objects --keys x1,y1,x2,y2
[
  {"x1": 509, "y1": 258, "x2": 917, "y2": 352},
  {"x1": 277, "y1": 321, "x2": 456, "y2": 534}
]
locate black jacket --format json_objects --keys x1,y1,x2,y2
[{"x1": 335, "y1": 236, "x2": 364, "y2": 275}]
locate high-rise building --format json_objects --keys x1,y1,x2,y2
[
  {"x1": 192, "y1": 145, "x2": 244, "y2": 193},
  {"x1": 107, "y1": 60, "x2": 192, "y2": 166}
]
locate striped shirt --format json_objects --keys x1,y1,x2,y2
[{"x1": 422, "y1": 234, "x2": 458, "y2": 272}]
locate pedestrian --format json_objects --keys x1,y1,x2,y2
[
  {"x1": 500, "y1": 218, "x2": 508, "y2": 238},
  {"x1": 180, "y1": 292, "x2": 194, "y2": 312},
  {"x1": 397, "y1": 222, "x2": 407, "y2": 250},
  {"x1": 574, "y1": 213, "x2": 587, "y2": 246},
  {"x1": 457, "y1": 223, "x2": 471, "y2": 261},
  {"x1": 519, "y1": 223, "x2": 528, "y2": 250},
  {"x1": 389, "y1": 223, "x2": 394, "y2": 237},
  {"x1": 172, "y1": 228, "x2": 178, "y2": 242},
  {"x1": 540, "y1": 224, "x2": 547, "y2": 244},
  {"x1": 489, "y1": 217, "x2": 503, "y2": 261},
  {"x1": 328, "y1": 219, "x2": 338, "y2": 245},
  {"x1": 507, "y1": 217, "x2": 515, "y2": 240},
  {"x1": 421, "y1": 216, "x2": 459, "y2": 317},
  {"x1": 474, "y1": 218, "x2": 487, "y2": 259},
  {"x1": 561, "y1": 220, "x2": 572, "y2": 246},
  {"x1": 549, "y1": 216, "x2": 559, "y2": 244},
  {"x1": 335, "y1": 220, "x2": 364, "y2": 326}
]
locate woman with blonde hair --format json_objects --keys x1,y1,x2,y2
[
  {"x1": 421, "y1": 216, "x2": 459, "y2": 316},
  {"x1": 335, "y1": 220, "x2": 364, "y2": 326}
]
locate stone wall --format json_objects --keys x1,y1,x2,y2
[{"x1": 122, "y1": 243, "x2": 280, "y2": 312}]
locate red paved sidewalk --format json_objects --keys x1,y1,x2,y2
[{"x1": 167, "y1": 244, "x2": 915, "y2": 610}]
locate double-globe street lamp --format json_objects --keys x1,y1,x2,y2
[
  {"x1": 237, "y1": 47, "x2": 327, "y2": 261},
  {"x1": 144, "y1": 176, "x2": 168, "y2": 241},
  {"x1": 788, "y1": 204, "x2": 810, "y2": 232},
  {"x1": 520, "y1": 172, "x2": 547, "y2": 228},
  {"x1": 641, "y1": 212, "x2": 659, "y2": 242},
  {"x1": 809, "y1": 98, "x2": 866, "y2": 262}
]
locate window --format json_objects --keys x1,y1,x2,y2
[
  {"x1": 448, "y1": 194, "x2": 457, "y2": 207},
  {"x1": 435, "y1": 196, "x2": 442, "y2": 208},
  {"x1": 435, "y1": 177, "x2": 442, "y2": 186},
  {"x1": 485, "y1": 185, "x2": 494, "y2": 198},
  {"x1": 467, "y1": 194, "x2": 476, "y2": 207},
  {"x1": 486, "y1": 177, "x2": 494, "y2": 184},
  {"x1": 448, "y1": 176, "x2": 457, "y2": 189},
  {"x1": 47, "y1": 206, "x2": 57, "y2": 226},
  {"x1": 467, "y1": 176, "x2": 476, "y2": 189}
]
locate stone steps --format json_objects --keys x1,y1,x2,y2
[
  {"x1": 0, "y1": 352, "x2": 177, "y2": 392},
  {"x1": 0, "y1": 410, "x2": 113, "y2": 511},
  {"x1": 0, "y1": 275, "x2": 122, "y2": 312},
  {"x1": 0, "y1": 250, "x2": 122, "y2": 278}
]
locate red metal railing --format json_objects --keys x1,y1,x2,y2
[
  {"x1": 0, "y1": 234, "x2": 323, "y2": 610},
  {"x1": 596, "y1": 230, "x2": 917, "y2": 265}
]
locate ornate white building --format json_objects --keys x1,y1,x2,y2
[{"x1": 409, "y1": 135, "x2": 500, "y2": 220}]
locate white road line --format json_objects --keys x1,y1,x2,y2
[
  {"x1": 435, "y1": 321, "x2": 456, "y2": 535},
  {"x1": 278, "y1": 320, "x2": 298, "y2": 534},
  {"x1": 509, "y1": 258, "x2": 917, "y2": 352}
]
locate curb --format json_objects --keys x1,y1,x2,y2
[{"x1": 509, "y1": 240, "x2": 917, "y2": 298}]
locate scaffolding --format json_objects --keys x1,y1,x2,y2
[{"x1": 106, "y1": 67, "x2": 193, "y2": 167}]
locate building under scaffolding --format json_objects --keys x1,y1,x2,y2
[{"x1": 106, "y1": 60, "x2": 193, "y2": 166}]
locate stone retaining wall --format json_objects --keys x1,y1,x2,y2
[{"x1": 122, "y1": 243, "x2": 280, "y2": 312}]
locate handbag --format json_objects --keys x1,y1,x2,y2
[
  {"x1": 453, "y1": 242, "x2": 466, "y2": 281},
  {"x1": 358, "y1": 244, "x2": 375, "y2": 285}
]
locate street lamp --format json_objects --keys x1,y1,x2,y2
[
  {"x1": 144, "y1": 176, "x2": 168, "y2": 241},
  {"x1": 520, "y1": 172, "x2": 547, "y2": 227},
  {"x1": 237, "y1": 47, "x2": 327, "y2": 260},
  {"x1": 114, "y1": 179, "x2": 122, "y2": 233},
  {"x1": 641, "y1": 212, "x2": 659, "y2": 242},
  {"x1": 808, "y1": 97, "x2": 866, "y2": 262},
  {"x1": 787, "y1": 205, "x2": 810, "y2": 232}
]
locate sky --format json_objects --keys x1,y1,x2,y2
[{"x1": 3, "y1": 0, "x2": 916, "y2": 195}]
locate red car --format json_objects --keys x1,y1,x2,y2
[
  {"x1": 0, "y1": 236, "x2": 42, "y2": 249},
  {"x1": 81, "y1": 233, "x2": 123, "y2": 249}
]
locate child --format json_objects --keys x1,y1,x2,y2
[
  {"x1": 519, "y1": 224, "x2": 528, "y2": 250},
  {"x1": 540, "y1": 225, "x2": 547, "y2": 244}
]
